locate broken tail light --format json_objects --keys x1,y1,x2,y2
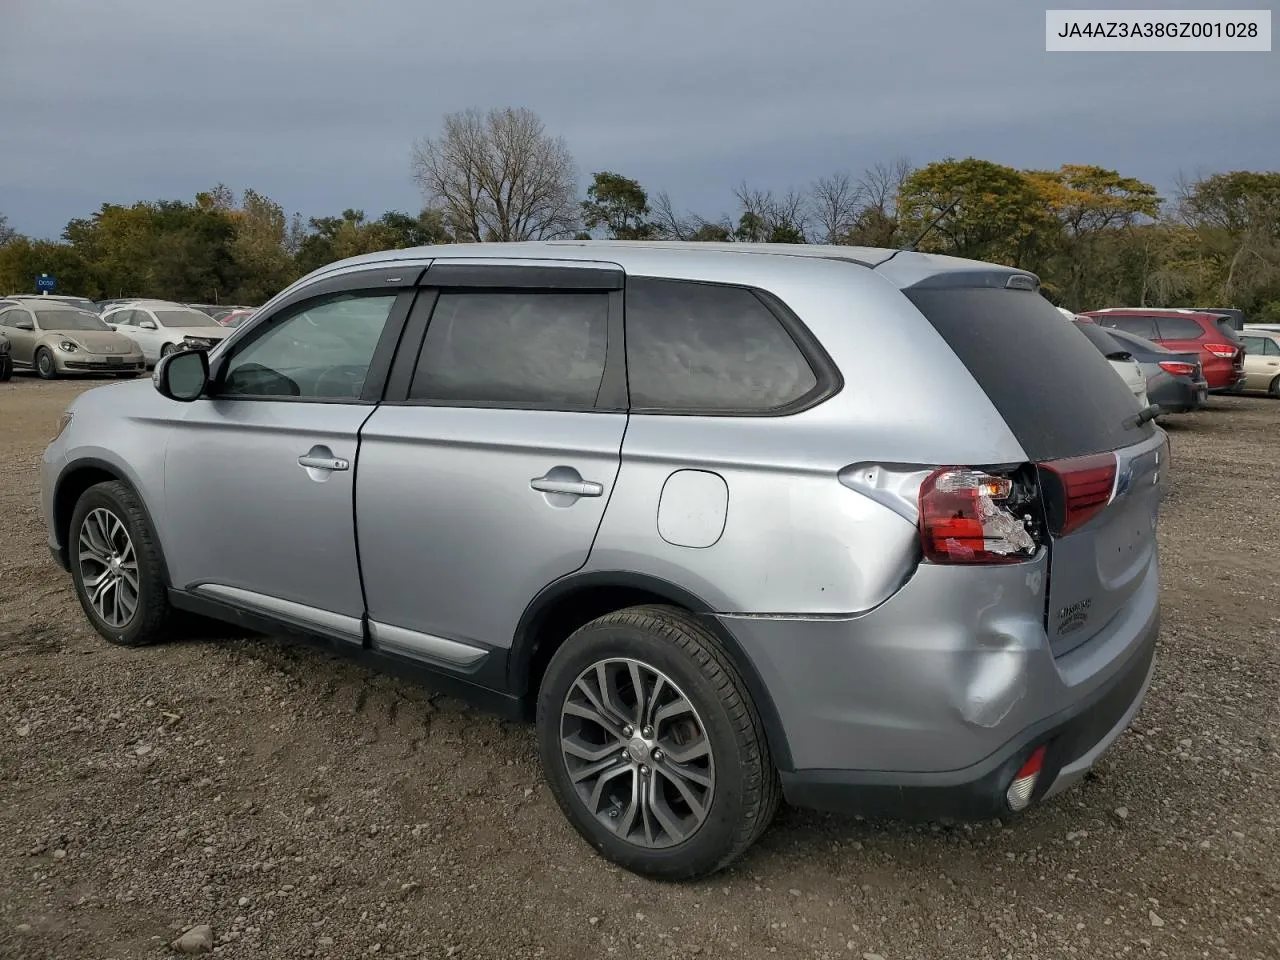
[{"x1": 918, "y1": 467, "x2": 1041, "y2": 564}]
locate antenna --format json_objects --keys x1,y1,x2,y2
[{"x1": 905, "y1": 196, "x2": 961, "y2": 252}]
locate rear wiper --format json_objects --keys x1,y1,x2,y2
[{"x1": 1127, "y1": 404, "x2": 1162, "y2": 428}]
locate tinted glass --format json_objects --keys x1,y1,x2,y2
[
  {"x1": 154, "y1": 309, "x2": 221, "y2": 328},
  {"x1": 625, "y1": 278, "x2": 818, "y2": 412},
  {"x1": 221, "y1": 293, "x2": 397, "y2": 399},
  {"x1": 1073, "y1": 321, "x2": 1128, "y2": 357},
  {"x1": 1104, "y1": 327, "x2": 1172, "y2": 356},
  {"x1": 36, "y1": 310, "x2": 111, "y2": 331},
  {"x1": 1153, "y1": 316, "x2": 1206, "y2": 340},
  {"x1": 906, "y1": 286, "x2": 1154, "y2": 461},
  {"x1": 1096, "y1": 315, "x2": 1158, "y2": 339},
  {"x1": 409, "y1": 292, "x2": 608, "y2": 407}
]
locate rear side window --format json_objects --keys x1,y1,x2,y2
[
  {"x1": 905, "y1": 287, "x2": 1155, "y2": 461},
  {"x1": 1096, "y1": 315, "x2": 1158, "y2": 339},
  {"x1": 1154, "y1": 316, "x2": 1206, "y2": 340},
  {"x1": 410, "y1": 291, "x2": 608, "y2": 408},
  {"x1": 625, "y1": 278, "x2": 820, "y2": 413}
]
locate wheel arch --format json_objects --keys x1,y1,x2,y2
[
  {"x1": 509, "y1": 570, "x2": 795, "y2": 772},
  {"x1": 53, "y1": 458, "x2": 172, "y2": 586}
]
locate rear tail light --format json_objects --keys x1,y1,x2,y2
[
  {"x1": 1006, "y1": 745, "x2": 1046, "y2": 811},
  {"x1": 1038, "y1": 453, "x2": 1117, "y2": 537},
  {"x1": 1158, "y1": 361, "x2": 1196, "y2": 377},
  {"x1": 1204, "y1": 343, "x2": 1237, "y2": 358},
  {"x1": 918, "y1": 467, "x2": 1039, "y2": 564}
]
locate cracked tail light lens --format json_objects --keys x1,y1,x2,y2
[
  {"x1": 918, "y1": 467, "x2": 1039, "y2": 564},
  {"x1": 1006, "y1": 745, "x2": 1046, "y2": 812}
]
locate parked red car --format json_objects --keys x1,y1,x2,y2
[{"x1": 1079, "y1": 309, "x2": 1246, "y2": 392}]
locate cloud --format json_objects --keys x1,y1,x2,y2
[{"x1": 1, "y1": 0, "x2": 1275, "y2": 237}]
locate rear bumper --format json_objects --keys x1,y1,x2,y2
[
  {"x1": 717, "y1": 547, "x2": 1161, "y2": 819},
  {"x1": 779, "y1": 624, "x2": 1156, "y2": 819},
  {"x1": 1149, "y1": 376, "x2": 1208, "y2": 413}
]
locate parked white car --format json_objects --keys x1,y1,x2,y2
[{"x1": 103, "y1": 301, "x2": 230, "y2": 364}]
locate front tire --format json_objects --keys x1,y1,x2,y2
[
  {"x1": 35, "y1": 347, "x2": 57, "y2": 379},
  {"x1": 537, "y1": 605, "x2": 780, "y2": 881},
  {"x1": 0, "y1": 355, "x2": 12, "y2": 381},
  {"x1": 69, "y1": 481, "x2": 174, "y2": 647},
  {"x1": 160, "y1": 343, "x2": 175, "y2": 358}
]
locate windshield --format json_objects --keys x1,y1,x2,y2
[
  {"x1": 37, "y1": 310, "x2": 112, "y2": 332},
  {"x1": 154, "y1": 309, "x2": 221, "y2": 328}
]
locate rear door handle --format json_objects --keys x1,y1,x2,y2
[
  {"x1": 530, "y1": 476, "x2": 603, "y2": 497},
  {"x1": 299, "y1": 454, "x2": 349, "y2": 471}
]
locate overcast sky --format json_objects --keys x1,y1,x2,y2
[{"x1": 1, "y1": 0, "x2": 1276, "y2": 239}]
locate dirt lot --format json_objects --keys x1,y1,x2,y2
[{"x1": 1, "y1": 374, "x2": 1277, "y2": 960}]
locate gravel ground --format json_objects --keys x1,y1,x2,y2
[{"x1": 1, "y1": 374, "x2": 1277, "y2": 960}]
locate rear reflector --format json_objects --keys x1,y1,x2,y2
[
  {"x1": 1006, "y1": 745, "x2": 1046, "y2": 812},
  {"x1": 918, "y1": 467, "x2": 1038, "y2": 564},
  {"x1": 1038, "y1": 452, "x2": 1117, "y2": 537},
  {"x1": 1157, "y1": 360, "x2": 1196, "y2": 377},
  {"x1": 1204, "y1": 343, "x2": 1237, "y2": 358}
]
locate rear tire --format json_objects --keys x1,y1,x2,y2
[
  {"x1": 69, "y1": 480, "x2": 174, "y2": 647},
  {"x1": 536, "y1": 604, "x2": 780, "y2": 881},
  {"x1": 1270, "y1": 375, "x2": 1280, "y2": 399},
  {"x1": 35, "y1": 347, "x2": 57, "y2": 380},
  {"x1": 0, "y1": 355, "x2": 12, "y2": 381}
]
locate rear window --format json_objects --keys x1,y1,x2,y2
[
  {"x1": 1154, "y1": 316, "x2": 1207, "y2": 340},
  {"x1": 905, "y1": 286, "x2": 1154, "y2": 461},
  {"x1": 1073, "y1": 322, "x2": 1129, "y2": 358}
]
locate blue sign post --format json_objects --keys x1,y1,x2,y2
[{"x1": 35, "y1": 273, "x2": 56, "y2": 293}]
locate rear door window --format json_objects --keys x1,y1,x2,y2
[
  {"x1": 1096, "y1": 315, "x2": 1158, "y2": 339},
  {"x1": 409, "y1": 291, "x2": 609, "y2": 408},
  {"x1": 1153, "y1": 316, "x2": 1206, "y2": 340},
  {"x1": 905, "y1": 286, "x2": 1154, "y2": 461}
]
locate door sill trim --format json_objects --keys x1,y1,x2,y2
[
  {"x1": 189, "y1": 583, "x2": 363, "y2": 643},
  {"x1": 368, "y1": 620, "x2": 489, "y2": 671}
]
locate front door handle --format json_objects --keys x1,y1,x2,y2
[
  {"x1": 299, "y1": 454, "x2": 349, "y2": 472},
  {"x1": 530, "y1": 475, "x2": 603, "y2": 497}
]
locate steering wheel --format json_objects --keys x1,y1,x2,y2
[{"x1": 312, "y1": 365, "x2": 366, "y2": 398}]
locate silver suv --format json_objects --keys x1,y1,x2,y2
[{"x1": 41, "y1": 242, "x2": 1164, "y2": 880}]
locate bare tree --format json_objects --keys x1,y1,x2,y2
[
  {"x1": 858, "y1": 157, "x2": 913, "y2": 218},
  {"x1": 411, "y1": 108, "x2": 579, "y2": 242},
  {"x1": 810, "y1": 172, "x2": 864, "y2": 243},
  {"x1": 732, "y1": 182, "x2": 810, "y2": 242}
]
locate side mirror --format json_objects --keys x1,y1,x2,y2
[
  {"x1": 139, "y1": 320, "x2": 157, "y2": 330},
  {"x1": 153, "y1": 349, "x2": 209, "y2": 402},
  {"x1": 15, "y1": 319, "x2": 34, "y2": 331}
]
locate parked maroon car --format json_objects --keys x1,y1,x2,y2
[{"x1": 1080, "y1": 309, "x2": 1245, "y2": 392}]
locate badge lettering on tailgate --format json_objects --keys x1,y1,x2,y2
[{"x1": 1056, "y1": 597, "x2": 1093, "y2": 636}]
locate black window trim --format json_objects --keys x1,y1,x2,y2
[
  {"x1": 382, "y1": 271, "x2": 628, "y2": 413},
  {"x1": 623, "y1": 276, "x2": 842, "y2": 418},
  {"x1": 203, "y1": 265, "x2": 425, "y2": 405}
]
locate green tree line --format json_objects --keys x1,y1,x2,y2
[{"x1": 2, "y1": 106, "x2": 1277, "y2": 319}]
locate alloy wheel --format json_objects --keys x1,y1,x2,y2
[
  {"x1": 559, "y1": 658, "x2": 715, "y2": 849},
  {"x1": 77, "y1": 507, "x2": 139, "y2": 628}
]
